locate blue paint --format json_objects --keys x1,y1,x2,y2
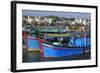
[
  {"x1": 27, "y1": 38, "x2": 40, "y2": 49},
  {"x1": 74, "y1": 37, "x2": 91, "y2": 47},
  {"x1": 74, "y1": 38, "x2": 85, "y2": 47},
  {"x1": 87, "y1": 38, "x2": 91, "y2": 47},
  {"x1": 43, "y1": 45, "x2": 83, "y2": 57}
]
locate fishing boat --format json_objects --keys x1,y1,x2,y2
[
  {"x1": 43, "y1": 36, "x2": 90, "y2": 58},
  {"x1": 24, "y1": 33, "x2": 90, "y2": 58}
]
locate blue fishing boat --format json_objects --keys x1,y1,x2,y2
[
  {"x1": 24, "y1": 35, "x2": 90, "y2": 58},
  {"x1": 43, "y1": 37, "x2": 90, "y2": 57}
]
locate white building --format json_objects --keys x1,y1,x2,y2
[
  {"x1": 27, "y1": 16, "x2": 33, "y2": 23},
  {"x1": 74, "y1": 18, "x2": 83, "y2": 24}
]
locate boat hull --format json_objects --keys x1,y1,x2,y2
[{"x1": 43, "y1": 44, "x2": 84, "y2": 57}]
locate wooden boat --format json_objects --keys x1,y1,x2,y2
[
  {"x1": 43, "y1": 43, "x2": 84, "y2": 57},
  {"x1": 43, "y1": 37, "x2": 90, "y2": 57},
  {"x1": 24, "y1": 36, "x2": 90, "y2": 58}
]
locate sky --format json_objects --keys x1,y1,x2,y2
[{"x1": 22, "y1": 10, "x2": 91, "y2": 19}]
